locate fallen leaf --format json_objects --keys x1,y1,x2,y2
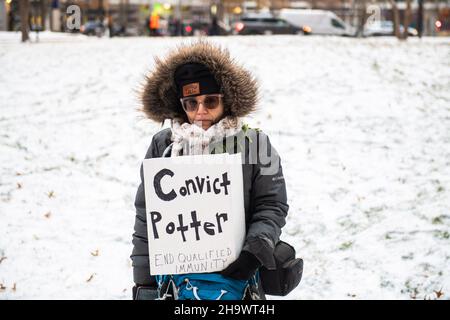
[
  {"x1": 17, "y1": 183, "x2": 22, "y2": 189},
  {"x1": 33, "y1": 235, "x2": 40, "y2": 240},
  {"x1": 91, "y1": 249, "x2": 99, "y2": 257},
  {"x1": 0, "y1": 256, "x2": 7, "y2": 264},
  {"x1": 44, "y1": 211, "x2": 51, "y2": 219},
  {"x1": 434, "y1": 289, "x2": 444, "y2": 299},
  {"x1": 86, "y1": 273, "x2": 95, "y2": 283},
  {"x1": 47, "y1": 191, "x2": 55, "y2": 198}
]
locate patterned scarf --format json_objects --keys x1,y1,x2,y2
[{"x1": 170, "y1": 116, "x2": 243, "y2": 157}]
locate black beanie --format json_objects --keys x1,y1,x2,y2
[{"x1": 174, "y1": 63, "x2": 221, "y2": 98}]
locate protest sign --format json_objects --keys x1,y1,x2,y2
[{"x1": 143, "y1": 153, "x2": 245, "y2": 275}]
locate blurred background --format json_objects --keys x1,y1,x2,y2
[{"x1": 1, "y1": 0, "x2": 449, "y2": 40}]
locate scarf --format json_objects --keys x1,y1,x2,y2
[{"x1": 170, "y1": 116, "x2": 243, "y2": 157}]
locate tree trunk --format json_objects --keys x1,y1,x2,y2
[
  {"x1": 389, "y1": 0, "x2": 402, "y2": 39},
  {"x1": 418, "y1": 0, "x2": 424, "y2": 37},
  {"x1": 403, "y1": 0, "x2": 412, "y2": 39},
  {"x1": 19, "y1": 0, "x2": 29, "y2": 42},
  {"x1": 99, "y1": 0, "x2": 104, "y2": 20},
  {"x1": 356, "y1": 0, "x2": 368, "y2": 37},
  {"x1": 41, "y1": 0, "x2": 47, "y2": 31}
]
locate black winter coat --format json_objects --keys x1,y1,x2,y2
[{"x1": 131, "y1": 127, "x2": 289, "y2": 291}]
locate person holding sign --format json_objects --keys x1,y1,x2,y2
[{"x1": 131, "y1": 41, "x2": 293, "y2": 300}]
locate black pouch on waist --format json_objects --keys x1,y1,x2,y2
[
  {"x1": 259, "y1": 240, "x2": 303, "y2": 296},
  {"x1": 134, "y1": 286, "x2": 159, "y2": 300}
]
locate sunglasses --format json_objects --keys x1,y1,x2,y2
[{"x1": 180, "y1": 94, "x2": 223, "y2": 113}]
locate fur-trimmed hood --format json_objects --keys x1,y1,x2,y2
[{"x1": 140, "y1": 41, "x2": 259, "y2": 123}]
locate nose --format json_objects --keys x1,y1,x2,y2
[{"x1": 196, "y1": 101, "x2": 208, "y2": 114}]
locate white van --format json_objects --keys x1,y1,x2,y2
[{"x1": 278, "y1": 9, "x2": 354, "y2": 36}]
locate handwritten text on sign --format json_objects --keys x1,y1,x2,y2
[{"x1": 143, "y1": 153, "x2": 245, "y2": 275}]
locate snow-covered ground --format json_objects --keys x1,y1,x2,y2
[{"x1": 0, "y1": 32, "x2": 449, "y2": 300}]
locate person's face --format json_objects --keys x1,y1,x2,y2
[{"x1": 181, "y1": 94, "x2": 224, "y2": 130}]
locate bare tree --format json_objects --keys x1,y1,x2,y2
[
  {"x1": 19, "y1": 0, "x2": 30, "y2": 42},
  {"x1": 389, "y1": 0, "x2": 413, "y2": 40},
  {"x1": 388, "y1": 0, "x2": 401, "y2": 38},
  {"x1": 356, "y1": 0, "x2": 369, "y2": 37},
  {"x1": 41, "y1": 0, "x2": 47, "y2": 30},
  {"x1": 119, "y1": 0, "x2": 129, "y2": 30},
  {"x1": 418, "y1": 0, "x2": 424, "y2": 37},
  {"x1": 402, "y1": 0, "x2": 412, "y2": 39}
]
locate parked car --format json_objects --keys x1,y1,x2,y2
[
  {"x1": 363, "y1": 21, "x2": 418, "y2": 37},
  {"x1": 278, "y1": 9, "x2": 354, "y2": 36},
  {"x1": 182, "y1": 20, "x2": 230, "y2": 36},
  {"x1": 80, "y1": 20, "x2": 105, "y2": 36},
  {"x1": 233, "y1": 16, "x2": 305, "y2": 35}
]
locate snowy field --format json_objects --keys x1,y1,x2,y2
[{"x1": 0, "y1": 31, "x2": 449, "y2": 300}]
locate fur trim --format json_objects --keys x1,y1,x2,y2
[{"x1": 140, "y1": 40, "x2": 259, "y2": 123}]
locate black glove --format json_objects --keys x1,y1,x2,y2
[{"x1": 221, "y1": 250, "x2": 262, "y2": 280}]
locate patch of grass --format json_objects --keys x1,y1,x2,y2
[
  {"x1": 380, "y1": 280, "x2": 394, "y2": 289},
  {"x1": 403, "y1": 279, "x2": 420, "y2": 299},
  {"x1": 372, "y1": 60, "x2": 380, "y2": 71},
  {"x1": 434, "y1": 230, "x2": 450, "y2": 240},
  {"x1": 432, "y1": 216, "x2": 443, "y2": 225},
  {"x1": 401, "y1": 252, "x2": 414, "y2": 260},
  {"x1": 339, "y1": 241, "x2": 354, "y2": 250}
]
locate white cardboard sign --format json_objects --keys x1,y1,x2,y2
[{"x1": 143, "y1": 153, "x2": 245, "y2": 276}]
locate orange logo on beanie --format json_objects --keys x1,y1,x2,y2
[{"x1": 182, "y1": 83, "x2": 200, "y2": 97}]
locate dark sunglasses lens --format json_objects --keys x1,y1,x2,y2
[
  {"x1": 204, "y1": 96, "x2": 220, "y2": 109},
  {"x1": 184, "y1": 99, "x2": 198, "y2": 112}
]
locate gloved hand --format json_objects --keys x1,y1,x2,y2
[{"x1": 221, "y1": 250, "x2": 262, "y2": 280}]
